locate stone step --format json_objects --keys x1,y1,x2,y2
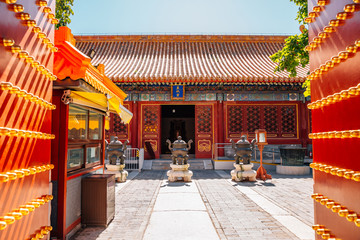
[{"x1": 151, "y1": 160, "x2": 206, "y2": 170}]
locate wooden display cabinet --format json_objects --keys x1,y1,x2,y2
[{"x1": 81, "y1": 174, "x2": 115, "y2": 226}]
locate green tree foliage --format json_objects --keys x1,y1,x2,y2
[
  {"x1": 55, "y1": 0, "x2": 74, "y2": 29},
  {"x1": 270, "y1": 0, "x2": 310, "y2": 96}
]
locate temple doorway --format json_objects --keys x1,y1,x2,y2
[{"x1": 161, "y1": 105, "x2": 195, "y2": 155}]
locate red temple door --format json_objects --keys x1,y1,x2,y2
[
  {"x1": 0, "y1": 1, "x2": 54, "y2": 239},
  {"x1": 195, "y1": 104, "x2": 214, "y2": 158},
  {"x1": 141, "y1": 104, "x2": 161, "y2": 159}
]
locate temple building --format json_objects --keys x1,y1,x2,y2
[{"x1": 75, "y1": 35, "x2": 310, "y2": 159}]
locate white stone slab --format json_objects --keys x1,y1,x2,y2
[
  {"x1": 143, "y1": 160, "x2": 152, "y2": 170},
  {"x1": 214, "y1": 161, "x2": 234, "y2": 170},
  {"x1": 273, "y1": 215, "x2": 314, "y2": 240},
  {"x1": 204, "y1": 160, "x2": 214, "y2": 169},
  {"x1": 231, "y1": 180, "x2": 314, "y2": 240},
  {"x1": 153, "y1": 192, "x2": 206, "y2": 211},
  {"x1": 143, "y1": 211, "x2": 219, "y2": 240},
  {"x1": 234, "y1": 183, "x2": 288, "y2": 215},
  {"x1": 160, "y1": 180, "x2": 198, "y2": 193},
  {"x1": 276, "y1": 165, "x2": 310, "y2": 175}
]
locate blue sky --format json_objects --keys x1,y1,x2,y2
[{"x1": 68, "y1": 0, "x2": 301, "y2": 35}]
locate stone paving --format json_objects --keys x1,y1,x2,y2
[
  {"x1": 72, "y1": 169, "x2": 314, "y2": 240},
  {"x1": 240, "y1": 172, "x2": 314, "y2": 226},
  {"x1": 72, "y1": 171, "x2": 165, "y2": 240},
  {"x1": 194, "y1": 170, "x2": 302, "y2": 240}
]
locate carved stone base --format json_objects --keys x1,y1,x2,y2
[
  {"x1": 106, "y1": 164, "x2": 128, "y2": 182},
  {"x1": 231, "y1": 163, "x2": 256, "y2": 182},
  {"x1": 167, "y1": 164, "x2": 193, "y2": 182}
]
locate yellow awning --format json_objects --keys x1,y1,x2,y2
[
  {"x1": 69, "y1": 91, "x2": 133, "y2": 124},
  {"x1": 108, "y1": 96, "x2": 133, "y2": 124}
]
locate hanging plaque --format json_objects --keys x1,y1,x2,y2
[{"x1": 171, "y1": 85, "x2": 185, "y2": 100}]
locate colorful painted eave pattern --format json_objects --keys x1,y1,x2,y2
[
  {"x1": 75, "y1": 35, "x2": 308, "y2": 84},
  {"x1": 54, "y1": 27, "x2": 127, "y2": 101}
]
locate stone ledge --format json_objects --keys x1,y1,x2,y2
[{"x1": 276, "y1": 165, "x2": 310, "y2": 175}]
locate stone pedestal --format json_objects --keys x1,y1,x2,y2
[
  {"x1": 167, "y1": 164, "x2": 193, "y2": 182},
  {"x1": 231, "y1": 163, "x2": 256, "y2": 182},
  {"x1": 276, "y1": 165, "x2": 310, "y2": 175},
  {"x1": 106, "y1": 164, "x2": 128, "y2": 182}
]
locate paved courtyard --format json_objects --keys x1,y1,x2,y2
[{"x1": 72, "y1": 169, "x2": 314, "y2": 240}]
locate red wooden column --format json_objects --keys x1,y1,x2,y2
[
  {"x1": 0, "y1": 1, "x2": 55, "y2": 239},
  {"x1": 51, "y1": 90, "x2": 69, "y2": 240},
  {"x1": 298, "y1": 101, "x2": 309, "y2": 147},
  {"x1": 308, "y1": 0, "x2": 360, "y2": 239},
  {"x1": 131, "y1": 101, "x2": 138, "y2": 148},
  {"x1": 217, "y1": 101, "x2": 225, "y2": 156}
]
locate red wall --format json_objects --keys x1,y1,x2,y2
[
  {"x1": 0, "y1": 0, "x2": 55, "y2": 239},
  {"x1": 308, "y1": 0, "x2": 360, "y2": 239}
]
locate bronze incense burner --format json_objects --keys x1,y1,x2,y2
[
  {"x1": 107, "y1": 137, "x2": 128, "y2": 165},
  {"x1": 231, "y1": 135, "x2": 255, "y2": 165},
  {"x1": 166, "y1": 136, "x2": 193, "y2": 165}
]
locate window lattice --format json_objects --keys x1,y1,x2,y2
[
  {"x1": 228, "y1": 105, "x2": 243, "y2": 133},
  {"x1": 144, "y1": 106, "x2": 158, "y2": 133},
  {"x1": 264, "y1": 106, "x2": 278, "y2": 133},
  {"x1": 281, "y1": 106, "x2": 296, "y2": 133},
  {"x1": 197, "y1": 106, "x2": 212, "y2": 133},
  {"x1": 246, "y1": 106, "x2": 260, "y2": 132},
  {"x1": 113, "y1": 114, "x2": 127, "y2": 134}
]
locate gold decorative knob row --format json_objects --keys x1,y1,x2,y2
[
  {"x1": 0, "y1": 82, "x2": 56, "y2": 110},
  {"x1": 312, "y1": 224, "x2": 340, "y2": 240},
  {"x1": 0, "y1": 195, "x2": 53, "y2": 231},
  {"x1": 306, "y1": 39, "x2": 360, "y2": 81},
  {"x1": 4, "y1": 3, "x2": 58, "y2": 52},
  {"x1": 36, "y1": 0, "x2": 48, "y2": 7},
  {"x1": 27, "y1": 226, "x2": 53, "y2": 240},
  {"x1": 305, "y1": 4, "x2": 360, "y2": 51},
  {"x1": 312, "y1": 193, "x2": 360, "y2": 228},
  {"x1": 51, "y1": 18, "x2": 59, "y2": 25},
  {"x1": 17, "y1": 47, "x2": 57, "y2": 79},
  {"x1": 8, "y1": 3, "x2": 24, "y2": 12},
  {"x1": 40, "y1": 4, "x2": 59, "y2": 25},
  {"x1": 0, "y1": 164, "x2": 54, "y2": 183},
  {"x1": 310, "y1": 163, "x2": 360, "y2": 182},
  {"x1": 309, "y1": 129, "x2": 360, "y2": 140},
  {"x1": 5, "y1": 0, "x2": 17, "y2": 4},
  {"x1": 308, "y1": 83, "x2": 360, "y2": 110},
  {"x1": 0, "y1": 38, "x2": 58, "y2": 79},
  {"x1": 304, "y1": 0, "x2": 330, "y2": 23},
  {"x1": 0, "y1": 127, "x2": 55, "y2": 140}
]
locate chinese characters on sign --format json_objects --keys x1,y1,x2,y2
[{"x1": 171, "y1": 85, "x2": 185, "y2": 100}]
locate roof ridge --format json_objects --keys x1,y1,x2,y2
[{"x1": 74, "y1": 35, "x2": 289, "y2": 43}]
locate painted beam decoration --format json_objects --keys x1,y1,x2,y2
[
  {"x1": 306, "y1": 0, "x2": 360, "y2": 239},
  {"x1": 171, "y1": 85, "x2": 185, "y2": 100}
]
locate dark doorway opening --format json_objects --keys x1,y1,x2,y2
[{"x1": 161, "y1": 105, "x2": 195, "y2": 155}]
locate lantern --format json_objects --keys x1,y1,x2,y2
[{"x1": 255, "y1": 129, "x2": 267, "y2": 144}]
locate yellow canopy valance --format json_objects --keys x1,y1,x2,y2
[{"x1": 69, "y1": 91, "x2": 133, "y2": 124}]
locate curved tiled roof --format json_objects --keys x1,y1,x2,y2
[{"x1": 75, "y1": 35, "x2": 308, "y2": 84}]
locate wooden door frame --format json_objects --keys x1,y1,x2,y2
[{"x1": 137, "y1": 101, "x2": 218, "y2": 159}]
